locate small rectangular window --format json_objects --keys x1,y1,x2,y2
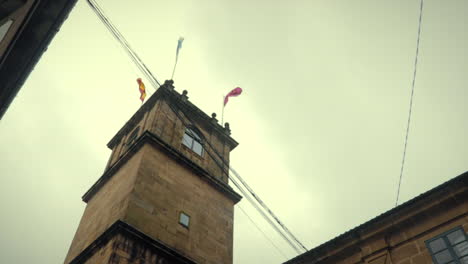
[
  {"x1": 181, "y1": 128, "x2": 203, "y2": 156},
  {"x1": 182, "y1": 133, "x2": 193, "y2": 148},
  {"x1": 192, "y1": 141, "x2": 203, "y2": 155},
  {"x1": 434, "y1": 250, "x2": 454, "y2": 264},
  {"x1": 449, "y1": 230, "x2": 467, "y2": 245},
  {"x1": 426, "y1": 226, "x2": 468, "y2": 264},
  {"x1": 455, "y1": 242, "x2": 468, "y2": 258},
  {"x1": 429, "y1": 238, "x2": 448, "y2": 253},
  {"x1": 179, "y1": 212, "x2": 190, "y2": 228},
  {"x1": 125, "y1": 126, "x2": 140, "y2": 148}
]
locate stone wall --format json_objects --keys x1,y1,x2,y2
[
  {"x1": 285, "y1": 174, "x2": 468, "y2": 264},
  {"x1": 64, "y1": 149, "x2": 144, "y2": 264},
  {"x1": 107, "y1": 99, "x2": 231, "y2": 184},
  {"x1": 66, "y1": 89, "x2": 239, "y2": 264},
  {"x1": 106, "y1": 232, "x2": 187, "y2": 264},
  {"x1": 65, "y1": 122, "x2": 237, "y2": 264},
  {"x1": 123, "y1": 143, "x2": 235, "y2": 264},
  {"x1": 81, "y1": 230, "x2": 192, "y2": 264}
]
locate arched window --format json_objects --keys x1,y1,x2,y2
[{"x1": 182, "y1": 128, "x2": 203, "y2": 156}]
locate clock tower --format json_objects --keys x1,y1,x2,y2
[{"x1": 64, "y1": 80, "x2": 242, "y2": 264}]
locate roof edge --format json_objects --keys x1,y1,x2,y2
[
  {"x1": 68, "y1": 220, "x2": 197, "y2": 264},
  {"x1": 284, "y1": 171, "x2": 468, "y2": 264},
  {"x1": 85, "y1": 131, "x2": 242, "y2": 204}
]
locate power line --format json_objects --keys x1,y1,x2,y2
[
  {"x1": 396, "y1": 0, "x2": 424, "y2": 207},
  {"x1": 229, "y1": 170, "x2": 303, "y2": 255},
  {"x1": 88, "y1": 0, "x2": 161, "y2": 88},
  {"x1": 180, "y1": 104, "x2": 308, "y2": 252},
  {"x1": 86, "y1": 0, "x2": 161, "y2": 88},
  {"x1": 229, "y1": 166, "x2": 308, "y2": 252},
  {"x1": 199, "y1": 125, "x2": 307, "y2": 252},
  {"x1": 229, "y1": 175, "x2": 303, "y2": 254},
  {"x1": 163, "y1": 91, "x2": 306, "y2": 254},
  {"x1": 86, "y1": 0, "x2": 307, "y2": 254},
  {"x1": 87, "y1": 0, "x2": 148, "y2": 80},
  {"x1": 92, "y1": 0, "x2": 161, "y2": 88},
  {"x1": 237, "y1": 204, "x2": 289, "y2": 260},
  {"x1": 165, "y1": 95, "x2": 302, "y2": 253}
]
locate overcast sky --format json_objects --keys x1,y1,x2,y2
[{"x1": 1, "y1": 1, "x2": 468, "y2": 263}]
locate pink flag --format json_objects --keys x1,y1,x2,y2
[{"x1": 224, "y1": 87, "x2": 243, "y2": 106}]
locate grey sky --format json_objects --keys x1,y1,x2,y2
[{"x1": 1, "y1": 1, "x2": 468, "y2": 263}]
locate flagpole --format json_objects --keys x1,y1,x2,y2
[
  {"x1": 171, "y1": 56, "x2": 178, "y2": 80},
  {"x1": 221, "y1": 95, "x2": 225, "y2": 125}
]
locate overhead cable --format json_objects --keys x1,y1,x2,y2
[
  {"x1": 229, "y1": 166, "x2": 308, "y2": 252},
  {"x1": 165, "y1": 92, "x2": 306, "y2": 254},
  {"x1": 86, "y1": 0, "x2": 161, "y2": 88},
  {"x1": 187, "y1": 110, "x2": 308, "y2": 252},
  {"x1": 86, "y1": 0, "x2": 307, "y2": 254},
  {"x1": 229, "y1": 174, "x2": 303, "y2": 254},
  {"x1": 90, "y1": 0, "x2": 161, "y2": 87},
  {"x1": 238, "y1": 204, "x2": 289, "y2": 260},
  {"x1": 395, "y1": 0, "x2": 424, "y2": 207}
]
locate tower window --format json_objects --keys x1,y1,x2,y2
[
  {"x1": 0, "y1": 19, "x2": 13, "y2": 43},
  {"x1": 125, "y1": 126, "x2": 140, "y2": 148},
  {"x1": 426, "y1": 226, "x2": 468, "y2": 264},
  {"x1": 179, "y1": 212, "x2": 190, "y2": 228},
  {"x1": 182, "y1": 128, "x2": 203, "y2": 156}
]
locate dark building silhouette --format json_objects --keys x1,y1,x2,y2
[{"x1": 0, "y1": 0, "x2": 77, "y2": 119}]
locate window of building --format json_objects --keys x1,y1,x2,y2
[
  {"x1": 182, "y1": 128, "x2": 203, "y2": 156},
  {"x1": 179, "y1": 212, "x2": 190, "y2": 228},
  {"x1": 125, "y1": 126, "x2": 140, "y2": 147},
  {"x1": 0, "y1": 19, "x2": 13, "y2": 42},
  {"x1": 426, "y1": 226, "x2": 468, "y2": 264}
]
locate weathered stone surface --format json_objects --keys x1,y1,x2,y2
[
  {"x1": 122, "y1": 143, "x2": 236, "y2": 264},
  {"x1": 411, "y1": 252, "x2": 432, "y2": 264},
  {"x1": 366, "y1": 253, "x2": 388, "y2": 264},
  {"x1": 65, "y1": 88, "x2": 240, "y2": 264},
  {"x1": 76, "y1": 228, "x2": 195, "y2": 264},
  {"x1": 64, "y1": 150, "x2": 143, "y2": 264},
  {"x1": 107, "y1": 97, "x2": 233, "y2": 185},
  {"x1": 391, "y1": 242, "x2": 418, "y2": 262}
]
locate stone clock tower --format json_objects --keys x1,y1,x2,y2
[{"x1": 64, "y1": 80, "x2": 242, "y2": 264}]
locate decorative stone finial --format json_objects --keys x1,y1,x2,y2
[
  {"x1": 181, "y1": 90, "x2": 188, "y2": 101},
  {"x1": 163, "y1": 80, "x2": 174, "y2": 89},
  {"x1": 211, "y1": 113, "x2": 218, "y2": 124},
  {"x1": 224, "y1": 122, "x2": 231, "y2": 135}
]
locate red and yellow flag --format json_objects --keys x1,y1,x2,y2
[{"x1": 137, "y1": 78, "x2": 146, "y2": 102}]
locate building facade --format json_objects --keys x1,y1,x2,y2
[
  {"x1": 285, "y1": 172, "x2": 468, "y2": 264},
  {"x1": 0, "y1": 0, "x2": 77, "y2": 119},
  {"x1": 64, "y1": 80, "x2": 241, "y2": 264}
]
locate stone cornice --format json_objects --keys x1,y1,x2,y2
[
  {"x1": 284, "y1": 171, "x2": 468, "y2": 264},
  {"x1": 107, "y1": 81, "x2": 238, "y2": 150},
  {"x1": 68, "y1": 220, "x2": 197, "y2": 264},
  {"x1": 83, "y1": 130, "x2": 242, "y2": 204}
]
